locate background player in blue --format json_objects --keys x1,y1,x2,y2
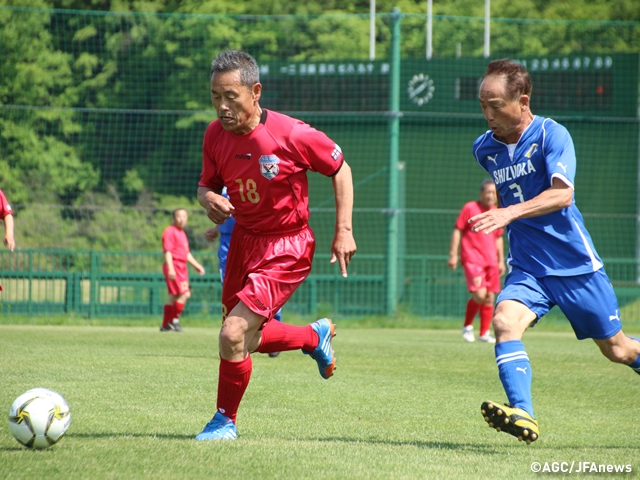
[
  {"x1": 470, "y1": 59, "x2": 640, "y2": 444},
  {"x1": 205, "y1": 187, "x2": 283, "y2": 357}
]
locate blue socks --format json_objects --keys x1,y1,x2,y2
[{"x1": 495, "y1": 340, "x2": 534, "y2": 418}]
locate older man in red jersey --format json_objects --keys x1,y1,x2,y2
[{"x1": 195, "y1": 50, "x2": 356, "y2": 440}]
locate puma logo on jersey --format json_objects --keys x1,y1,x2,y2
[
  {"x1": 525, "y1": 143, "x2": 538, "y2": 158},
  {"x1": 556, "y1": 162, "x2": 568, "y2": 173},
  {"x1": 516, "y1": 367, "x2": 528, "y2": 375},
  {"x1": 609, "y1": 310, "x2": 620, "y2": 322},
  {"x1": 487, "y1": 154, "x2": 498, "y2": 165}
]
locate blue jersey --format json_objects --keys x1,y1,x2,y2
[
  {"x1": 218, "y1": 188, "x2": 235, "y2": 272},
  {"x1": 473, "y1": 115, "x2": 603, "y2": 277}
]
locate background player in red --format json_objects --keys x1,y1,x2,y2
[
  {"x1": 448, "y1": 180, "x2": 505, "y2": 343},
  {"x1": 160, "y1": 208, "x2": 205, "y2": 332},
  {"x1": 195, "y1": 50, "x2": 356, "y2": 440},
  {"x1": 0, "y1": 188, "x2": 15, "y2": 292},
  {"x1": 0, "y1": 188, "x2": 15, "y2": 253}
]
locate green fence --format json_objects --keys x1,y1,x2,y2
[
  {"x1": 1, "y1": 8, "x2": 640, "y2": 319},
  {"x1": 2, "y1": 250, "x2": 640, "y2": 321}
]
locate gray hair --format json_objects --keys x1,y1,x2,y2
[{"x1": 210, "y1": 50, "x2": 259, "y2": 86}]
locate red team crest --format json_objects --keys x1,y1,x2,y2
[{"x1": 259, "y1": 155, "x2": 280, "y2": 180}]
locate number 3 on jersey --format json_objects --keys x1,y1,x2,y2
[
  {"x1": 234, "y1": 178, "x2": 260, "y2": 204},
  {"x1": 509, "y1": 183, "x2": 525, "y2": 203}
]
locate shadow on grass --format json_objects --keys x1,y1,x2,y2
[
  {"x1": 312, "y1": 436, "x2": 640, "y2": 453},
  {"x1": 67, "y1": 432, "x2": 195, "y2": 440}
]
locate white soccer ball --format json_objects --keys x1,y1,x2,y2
[{"x1": 8, "y1": 388, "x2": 71, "y2": 449}]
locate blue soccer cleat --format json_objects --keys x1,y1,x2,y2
[
  {"x1": 303, "y1": 318, "x2": 337, "y2": 379},
  {"x1": 195, "y1": 412, "x2": 238, "y2": 441}
]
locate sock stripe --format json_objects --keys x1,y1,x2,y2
[{"x1": 496, "y1": 350, "x2": 528, "y2": 362}]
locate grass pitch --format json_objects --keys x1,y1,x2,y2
[{"x1": 1, "y1": 324, "x2": 639, "y2": 479}]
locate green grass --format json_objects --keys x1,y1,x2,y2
[{"x1": 1, "y1": 325, "x2": 639, "y2": 479}]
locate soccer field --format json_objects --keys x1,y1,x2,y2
[{"x1": 1, "y1": 325, "x2": 638, "y2": 479}]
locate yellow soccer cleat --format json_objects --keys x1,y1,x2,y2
[{"x1": 481, "y1": 400, "x2": 540, "y2": 444}]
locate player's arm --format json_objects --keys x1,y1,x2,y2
[
  {"x1": 3, "y1": 214, "x2": 15, "y2": 252},
  {"x1": 164, "y1": 251, "x2": 176, "y2": 280},
  {"x1": 448, "y1": 228, "x2": 462, "y2": 271},
  {"x1": 197, "y1": 187, "x2": 234, "y2": 225},
  {"x1": 330, "y1": 161, "x2": 356, "y2": 278},
  {"x1": 187, "y1": 253, "x2": 206, "y2": 275},
  {"x1": 470, "y1": 178, "x2": 573, "y2": 234},
  {"x1": 496, "y1": 235, "x2": 506, "y2": 275}
]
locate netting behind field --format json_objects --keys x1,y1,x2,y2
[{"x1": 1, "y1": 7, "x2": 639, "y2": 318}]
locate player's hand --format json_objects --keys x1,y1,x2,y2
[
  {"x1": 4, "y1": 235, "x2": 15, "y2": 252},
  {"x1": 498, "y1": 261, "x2": 506, "y2": 276},
  {"x1": 168, "y1": 270, "x2": 176, "y2": 280},
  {"x1": 202, "y1": 191, "x2": 235, "y2": 225},
  {"x1": 447, "y1": 255, "x2": 458, "y2": 271},
  {"x1": 330, "y1": 230, "x2": 356, "y2": 278},
  {"x1": 196, "y1": 265, "x2": 206, "y2": 276},
  {"x1": 204, "y1": 227, "x2": 220, "y2": 242},
  {"x1": 469, "y1": 207, "x2": 514, "y2": 234}
]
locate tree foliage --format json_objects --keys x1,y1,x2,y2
[{"x1": 1, "y1": 0, "x2": 639, "y2": 250}]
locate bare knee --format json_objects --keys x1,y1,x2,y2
[
  {"x1": 219, "y1": 317, "x2": 246, "y2": 348},
  {"x1": 472, "y1": 289, "x2": 489, "y2": 305}
]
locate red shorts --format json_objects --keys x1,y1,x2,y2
[
  {"x1": 462, "y1": 262, "x2": 501, "y2": 293},
  {"x1": 163, "y1": 262, "x2": 189, "y2": 296},
  {"x1": 222, "y1": 224, "x2": 315, "y2": 322}
]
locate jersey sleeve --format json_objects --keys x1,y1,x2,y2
[
  {"x1": 198, "y1": 124, "x2": 225, "y2": 191},
  {"x1": 454, "y1": 203, "x2": 471, "y2": 231},
  {"x1": 0, "y1": 189, "x2": 12, "y2": 220},
  {"x1": 289, "y1": 122, "x2": 344, "y2": 177},
  {"x1": 162, "y1": 228, "x2": 175, "y2": 253},
  {"x1": 543, "y1": 120, "x2": 576, "y2": 189}
]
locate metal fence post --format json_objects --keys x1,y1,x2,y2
[{"x1": 385, "y1": 8, "x2": 402, "y2": 315}]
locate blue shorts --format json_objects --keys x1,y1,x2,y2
[{"x1": 497, "y1": 267, "x2": 622, "y2": 340}]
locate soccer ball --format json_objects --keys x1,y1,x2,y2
[{"x1": 8, "y1": 388, "x2": 71, "y2": 449}]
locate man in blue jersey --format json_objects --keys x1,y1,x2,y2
[
  {"x1": 205, "y1": 187, "x2": 283, "y2": 358},
  {"x1": 471, "y1": 58, "x2": 640, "y2": 444}
]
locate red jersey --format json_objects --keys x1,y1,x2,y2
[
  {"x1": 455, "y1": 201, "x2": 503, "y2": 266},
  {"x1": 199, "y1": 109, "x2": 344, "y2": 234},
  {"x1": 162, "y1": 225, "x2": 190, "y2": 264},
  {"x1": 0, "y1": 189, "x2": 13, "y2": 220}
]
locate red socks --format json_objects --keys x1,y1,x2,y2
[
  {"x1": 217, "y1": 356, "x2": 253, "y2": 423},
  {"x1": 162, "y1": 304, "x2": 175, "y2": 328},
  {"x1": 255, "y1": 321, "x2": 318, "y2": 354},
  {"x1": 479, "y1": 304, "x2": 494, "y2": 337},
  {"x1": 174, "y1": 301, "x2": 185, "y2": 319},
  {"x1": 464, "y1": 299, "x2": 481, "y2": 328}
]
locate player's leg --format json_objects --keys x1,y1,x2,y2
[
  {"x1": 171, "y1": 290, "x2": 190, "y2": 332},
  {"x1": 196, "y1": 300, "x2": 264, "y2": 441},
  {"x1": 161, "y1": 263, "x2": 179, "y2": 331},
  {"x1": 481, "y1": 269, "x2": 549, "y2": 443},
  {"x1": 594, "y1": 332, "x2": 640, "y2": 374},
  {"x1": 462, "y1": 263, "x2": 484, "y2": 342},
  {"x1": 550, "y1": 269, "x2": 640, "y2": 376},
  {"x1": 268, "y1": 308, "x2": 284, "y2": 357},
  {"x1": 479, "y1": 265, "x2": 501, "y2": 343}
]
